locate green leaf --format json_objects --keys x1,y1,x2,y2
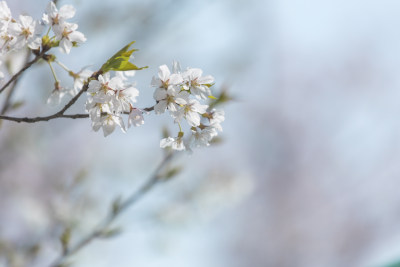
[
  {"x1": 208, "y1": 95, "x2": 217, "y2": 100},
  {"x1": 101, "y1": 41, "x2": 148, "y2": 73}
]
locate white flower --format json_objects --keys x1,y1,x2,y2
[
  {"x1": 0, "y1": 1, "x2": 11, "y2": 32},
  {"x1": 173, "y1": 98, "x2": 208, "y2": 127},
  {"x1": 42, "y1": 2, "x2": 75, "y2": 26},
  {"x1": 172, "y1": 60, "x2": 181, "y2": 74},
  {"x1": 116, "y1": 70, "x2": 135, "y2": 81},
  {"x1": 7, "y1": 15, "x2": 43, "y2": 50},
  {"x1": 189, "y1": 127, "x2": 217, "y2": 148},
  {"x1": 208, "y1": 108, "x2": 225, "y2": 132},
  {"x1": 47, "y1": 83, "x2": 69, "y2": 106},
  {"x1": 151, "y1": 64, "x2": 183, "y2": 89},
  {"x1": 160, "y1": 134, "x2": 185, "y2": 151},
  {"x1": 183, "y1": 68, "x2": 214, "y2": 99},
  {"x1": 92, "y1": 114, "x2": 126, "y2": 137},
  {"x1": 0, "y1": 30, "x2": 14, "y2": 54},
  {"x1": 53, "y1": 22, "x2": 86, "y2": 54},
  {"x1": 113, "y1": 86, "x2": 139, "y2": 113},
  {"x1": 71, "y1": 67, "x2": 92, "y2": 94},
  {"x1": 86, "y1": 72, "x2": 142, "y2": 136},
  {"x1": 128, "y1": 108, "x2": 144, "y2": 127},
  {"x1": 87, "y1": 73, "x2": 119, "y2": 103},
  {"x1": 85, "y1": 100, "x2": 112, "y2": 121},
  {"x1": 153, "y1": 88, "x2": 189, "y2": 114}
]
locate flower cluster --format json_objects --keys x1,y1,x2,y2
[
  {"x1": 152, "y1": 62, "x2": 225, "y2": 151},
  {"x1": 0, "y1": 1, "x2": 226, "y2": 152},
  {"x1": 0, "y1": 1, "x2": 43, "y2": 81},
  {"x1": 0, "y1": 1, "x2": 86, "y2": 56},
  {"x1": 42, "y1": 1, "x2": 86, "y2": 54},
  {"x1": 47, "y1": 66, "x2": 93, "y2": 105},
  {"x1": 85, "y1": 71, "x2": 144, "y2": 137},
  {"x1": 0, "y1": 1, "x2": 86, "y2": 85},
  {"x1": 0, "y1": 1, "x2": 43, "y2": 55}
]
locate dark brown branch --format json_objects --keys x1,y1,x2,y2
[
  {"x1": 142, "y1": 106, "x2": 154, "y2": 112},
  {"x1": 0, "y1": 113, "x2": 88, "y2": 123},
  {"x1": 48, "y1": 152, "x2": 175, "y2": 267},
  {"x1": 0, "y1": 106, "x2": 154, "y2": 123}
]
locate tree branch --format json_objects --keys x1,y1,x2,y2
[
  {"x1": 48, "y1": 152, "x2": 175, "y2": 267},
  {"x1": 0, "y1": 106, "x2": 154, "y2": 123},
  {"x1": 1, "y1": 50, "x2": 32, "y2": 115},
  {"x1": 0, "y1": 113, "x2": 89, "y2": 123},
  {"x1": 0, "y1": 50, "x2": 47, "y2": 95},
  {"x1": 0, "y1": 71, "x2": 101, "y2": 124}
]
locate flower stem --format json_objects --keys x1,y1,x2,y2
[
  {"x1": 55, "y1": 60, "x2": 71, "y2": 73},
  {"x1": 47, "y1": 61, "x2": 59, "y2": 83}
]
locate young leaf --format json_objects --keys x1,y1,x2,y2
[{"x1": 100, "y1": 41, "x2": 148, "y2": 73}]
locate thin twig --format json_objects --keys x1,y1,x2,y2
[
  {"x1": 0, "y1": 106, "x2": 154, "y2": 123},
  {"x1": 0, "y1": 50, "x2": 46, "y2": 95},
  {"x1": 1, "y1": 50, "x2": 32, "y2": 115},
  {"x1": 48, "y1": 152, "x2": 175, "y2": 267},
  {"x1": 0, "y1": 113, "x2": 88, "y2": 123}
]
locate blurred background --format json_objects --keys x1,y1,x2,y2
[{"x1": 2, "y1": 0, "x2": 400, "y2": 266}]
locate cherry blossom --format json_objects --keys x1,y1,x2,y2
[
  {"x1": 151, "y1": 64, "x2": 183, "y2": 90},
  {"x1": 92, "y1": 114, "x2": 126, "y2": 137},
  {"x1": 0, "y1": 1, "x2": 11, "y2": 32},
  {"x1": 128, "y1": 108, "x2": 144, "y2": 127},
  {"x1": 8, "y1": 15, "x2": 43, "y2": 50},
  {"x1": 42, "y1": 2, "x2": 76, "y2": 26},
  {"x1": 160, "y1": 134, "x2": 186, "y2": 151},
  {"x1": 182, "y1": 68, "x2": 214, "y2": 99},
  {"x1": 53, "y1": 22, "x2": 86, "y2": 54},
  {"x1": 173, "y1": 98, "x2": 208, "y2": 127}
]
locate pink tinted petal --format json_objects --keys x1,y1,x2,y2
[
  {"x1": 151, "y1": 76, "x2": 162, "y2": 87},
  {"x1": 192, "y1": 102, "x2": 208, "y2": 114},
  {"x1": 197, "y1": 75, "x2": 214, "y2": 84},
  {"x1": 153, "y1": 88, "x2": 167, "y2": 101},
  {"x1": 186, "y1": 111, "x2": 201, "y2": 127},
  {"x1": 158, "y1": 65, "x2": 170, "y2": 81},
  {"x1": 169, "y1": 73, "x2": 183, "y2": 85},
  {"x1": 19, "y1": 15, "x2": 33, "y2": 28},
  {"x1": 59, "y1": 5, "x2": 76, "y2": 19},
  {"x1": 102, "y1": 118, "x2": 116, "y2": 137},
  {"x1": 46, "y1": 2, "x2": 58, "y2": 17},
  {"x1": 60, "y1": 38, "x2": 72, "y2": 54},
  {"x1": 189, "y1": 68, "x2": 202, "y2": 79},
  {"x1": 160, "y1": 137, "x2": 175, "y2": 148},
  {"x1": 68, "y1": 30, "x2": 86, "y2": 43},
  {"x1": 154, "y1": 100, "x2": 167, "y2": 114}
]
